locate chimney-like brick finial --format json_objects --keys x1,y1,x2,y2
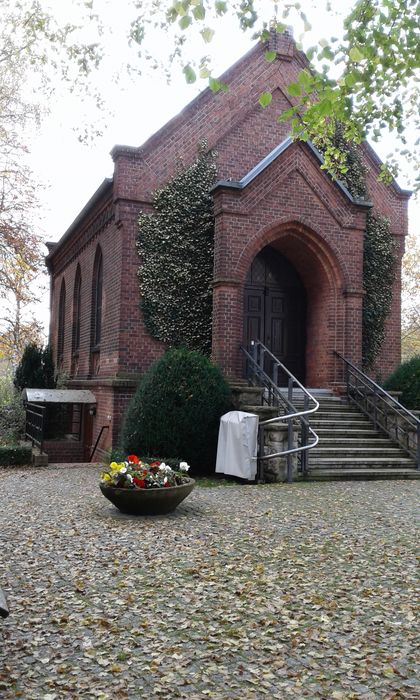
[{"x1": 268, "y1": 25, "x2": 295, "y2": 61}]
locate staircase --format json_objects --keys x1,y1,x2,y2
[
  {"x1": 238, "y1": 341, "x2": 420, "y2": 481},
  {"x1": 288, "y1": 390, "x2": 420, "y2": 480},
  {"x1": 232, "y1": 384, "x2": 420, "y2": 481}
]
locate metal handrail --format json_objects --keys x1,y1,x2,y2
[
  {"x1": 241, "y1": 340, "x2": 319, "y2": 481},
  {"x1": 335, "y1": 351, "x2": 420, "y2": 467},
  {"x1": 89, "y1": 425, "x2": 109, "y2": 462}
]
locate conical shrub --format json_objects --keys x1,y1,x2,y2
[{"x1": 121, "y1": 348, "x2": 231, "y2": 473}]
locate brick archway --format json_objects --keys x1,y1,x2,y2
[{"x1": 212, "y1": 220, "x2": 359, "y2": 388}]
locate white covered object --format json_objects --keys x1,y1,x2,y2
[{"x1": 216, "y1": 411, "x2": 259, "y2": 480}]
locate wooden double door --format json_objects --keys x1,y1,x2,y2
[{"x1": 244, "y1": 247, "x2": 306, "y2": 383}]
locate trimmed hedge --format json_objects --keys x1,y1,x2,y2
[
  {"x1": 0, "y1": 445, "x2": 32, "y2": 466},
  {"x1": 121, "y1": 348, "x2": 232, "y2": 473},
  {"x1": 383, "y1": 355, "x2": 420, "y2": 410}
]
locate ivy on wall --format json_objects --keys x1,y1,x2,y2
[
  {"x1": 136, "y1": 144, "x2": 217, "y2": 355},
  {"x1": 328, "y1": 126, "x2": 396, "y2": 369},
  {"x1": 362, "y1": 212, "x2": 395, "y2": 368}
]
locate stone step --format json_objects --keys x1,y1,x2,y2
[
  {"x1": 242, "y1": 405, "x2": 280, "y2": 418},
  {"x1": 310, "y1": 419, "x2": 372, "y2": 427},
  {"x1": 313, "y1": 446, "x2": 405, "y2": 455},
  {"x1": 317, "y1": 437, "x2": 392, "y2": 445},
  {"x1": 304, "y1": 468, "x2": 420, "y2": 481},
  {"x1": 308, "y1": 456, "x2": 416, "y2": 466},
  {"x1": 279, "y1": 388, "x2": 334, "y2": 396},
  {"x1": 311, "y1": 409, "x2": 369, "y2": 417},
  {"x1": 316, "y1": 423, "x2": 388, "y2": 443},
  {"x1": 313, "y1": 434, "x2": 398, "y2": 454}
]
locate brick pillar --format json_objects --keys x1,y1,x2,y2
[
  {"x1": 211, "y1": 280, "x2": 243, "y2": 379},
  {"x1": 344, "y1": 289, "x2": 364, "y2": 366}
]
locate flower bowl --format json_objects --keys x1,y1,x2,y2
[
  {"x1": 100, "y1": 478, "x2": 195, "y2": 515},
  {"x1": 99, "y1": 456, "x2": 195, "y2": 515}
]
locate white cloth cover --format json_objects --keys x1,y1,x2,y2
[{"x1": 215, "y1": 411, "x2": 259, "y2": 480}]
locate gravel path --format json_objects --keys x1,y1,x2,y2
[{"x1": 0, "y1": 465, "x2": 418, "y2": 699}]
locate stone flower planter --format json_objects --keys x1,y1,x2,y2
[{"x1": 100, "y1": 478, "x2": 195, "y2": 515}]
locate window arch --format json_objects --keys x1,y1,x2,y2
[
  {"x1": 91, "y1": 247, "x2": 103, "y2": 348},
  {"x1": 57, "y1": 279, "x2": 66, "y2": 366},
  {"x1": 72, "y1": 265, "x2": 82, "y2": 355}
]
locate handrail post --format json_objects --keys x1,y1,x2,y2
[
  {"x1": 301, "y1": 394, "x2": 309, "y2": 476},
  {"x1": 258, "y1": 426, "x2": 265, "y2": 481},
  {"x1": 373, "y1": 386, "x2": 378, "y2": 429},
  {"x1": 286, "y1": 377, "x2": 294, "y2": 483},
  {"x1": 417, "y1": 422, "x2": 420, "y2": 470},
  {"x1": 345, "y1": 361, "x2": 350, "y2": 397}
]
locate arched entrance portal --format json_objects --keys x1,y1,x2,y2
[{"x1": 243, "y1": 246, "x2": 307, "y2": 382}]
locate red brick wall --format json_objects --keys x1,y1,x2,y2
[
  {"x1": 48, "y1": 192, "x2": 122, "y2": 380},
  {"x1": 43, "y1": 440, "x2": 85, "y2": 464},
  {"x1": 46, "y1": 35, "x2": 409, "y2": 453},
  {"x1": 211, "y1": 141, "x2": 368, "y2": 385}
]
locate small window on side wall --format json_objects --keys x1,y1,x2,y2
[
  {"x1": 72, "y1": 264, "x2": 82, "y2": 355},
  {"x1": 91, "y1": 247, "x2": 103, "y2": 350},
  {"x1": 57, "y1": 279, "x2": 66, "y2": 367}
]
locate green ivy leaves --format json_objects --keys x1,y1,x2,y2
[
  {"x1": 137, "y1": 144, "x2": 217, "y2": 355},
  {"x1": 363, "y1": 213, "x2": 396, "y2": 369}
]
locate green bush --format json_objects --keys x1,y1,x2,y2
[
  {"x1": 383, "y1": 355, "x2": 420, "y2": 411},
  {"x1": 0, "y1": 445, "x2": 31, "y2": 466},
  {"x1": 0, "y1": 389, "x2": 25, "y2": 446},
  {"x1": 14, "y1": 343, "x2": 55, "y2": 391},
  {"x1": 121, "y1": 348, "x2": 232, "y2": 473}
]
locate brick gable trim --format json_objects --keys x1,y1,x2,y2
[
  {"x1": 110, "y1": 36, "x2": 309, "y2": 165},
  {"x1": 46, "y1": 178, "x2": 113, "y2": 269},
  {"x1": 211, "y1": 136, "x2": 373, "y2": 209}
]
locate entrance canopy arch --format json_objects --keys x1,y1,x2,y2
[
  {"x1": 212, "y1": 215, "x2": 361, "y2": 387},
  {"x1": 239, "y1": 220, "x2": 348, "y2": 387},
  {"x1": 211, "y1": 138, "x2": 368, "y2": 386}
]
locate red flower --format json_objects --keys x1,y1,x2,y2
[
  {"x1": 133, "y1": 477, "x2": 145, "y2": 488},
  {"x1": 127, "y1": 455, "x2": 140, "y2": 464},
  {"x1": 164, "y1": 481, "x2": 170, "y2": 488}
]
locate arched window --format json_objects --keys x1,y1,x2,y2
[
  {"x1": 57, "y1": 279, "x2": 66, "y2": 366},
  {"x1": 91, "y1": 247, "x2": 103, "y2": 348},
  {"x1": 72, "y1": 265, "x2": 82, "y2": 355}
]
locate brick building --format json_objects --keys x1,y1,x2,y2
[{"x1": 46, "y1": 34, "x2": 410, "y2": 459}]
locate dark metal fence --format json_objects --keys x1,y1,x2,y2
[
  {"x1": 25, "y1": 403, "x2": 46, "y2": 450},
  {"x1": 335, "y1": 352, "x2": 420, "y2": 468}
]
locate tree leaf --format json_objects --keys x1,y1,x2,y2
[
  {"x1": 349, "y1": 46, "x2": 365, "y2": 62},
  {"x1": 200, "y1": 27, "x2": 215, "y2": 44},
  {"x1": 264, "y1": 50, "x2": 276, "y2": 63},
  {"x1": 183, "y1": 64, "x2": 196, "y2": 84},
  {"x1": 259, "y1": 91, "x2": 272, "y2": 108}
]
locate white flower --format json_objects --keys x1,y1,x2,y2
[
  {"x1": 163, "y1": 477, "x2": 168, "y2": 484},
  {"x1": 126, "y1": 474, "x2": 133, "y2": 482},
  {"x1": 119, "y1": 466, "x2": 127, "y2": 474},
  {"x1": 179, "y1": 461, "x2": 190, "y2": 472},
  {"x1": 159, "y1": 463, "x2": 172, "y2": 473}
]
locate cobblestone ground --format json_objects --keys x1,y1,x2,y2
[{"x1": 0, "y1": 465, "x2": 418, "y2": 699}]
